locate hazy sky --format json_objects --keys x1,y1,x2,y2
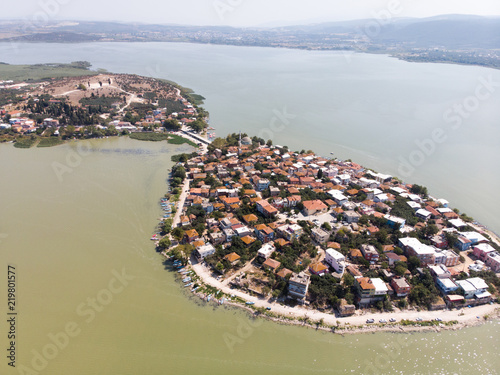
[{"x1": 4, "y1": 0, "x2": 500, "y2": 26}]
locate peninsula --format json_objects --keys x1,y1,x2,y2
[
  {"x1": 159, "y1": 134, "x2": 500, "y2": 334},
  {"x1": 1, "y1": 67, "x2": 499, "y2": 334}
]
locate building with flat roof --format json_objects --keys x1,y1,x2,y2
[
  {"x1": 288, "y1": 272, "x2": 310, "y2": 304},
  {"x1": 324, "y1": 248, "x2": 346, "y2": 275}
]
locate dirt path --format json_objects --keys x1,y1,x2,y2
[{"x1": 171, "y1": 178, "x2": 191, "y2": 228}]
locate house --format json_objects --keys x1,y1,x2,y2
[
  {"x1": 286, "y1": 195, "x2": 302, "y2": 208},
  {"x1": 429, "y1": 264, "x2": 451, "y2": 279},
  {"x1": 472, "y1": 243, "x2": 496, "y2": 262},
  {"x1": 277, "y1": 268, "x2": 293, "y2": 279},
  {"x1": 391, "y1": 278, "x2": 411, "y2": 297},
  {"x1": 242, "y1": 214, "x2": 259, "y2": 225},
  {"x1": 309, "y1": 262, "x2": 328, "y2": 276},
  {"x1": 184, "y1": 229, "x2": 199, "y2": 243},
  {"x1": 436, "y1": 278, "x2": 458, "y2": 294},
  {"x1": 386, "y1": 252, "x2": 401, "y2": 267},
  {"x1": 327, "y1": 190, "x2": 348, "y2": 206},
  {"x1": 209, "y1": 231, "x2": 225, "y2": 245},
  {"x1": 384, "y1": 215, "x2": 406, "y2": 229},
  {"x1": 241, "y1": 235, "x2": 256, "y2": 246},
  {"x1": 256, "y1": 200, "x2": 278, "y2": 218},
  {"x1": 262, "y1": 258, "x2": 281, "y2": 272},
  {"x1": 360, "y1": 244, "x2": 379, "y2": 262},
  {"x1": 416, "y1": 209, "x2": 432, "y2": 220},
  {"x1": 324, "y1": 248, "x2": 345, "y2": 274},
  {"x1": 302, "y1": 200, "x2": 328, "y2": 216},
  {"x1": 256, "y1": 179, "x2": 271, "y2": 191},
  {"x1": 288, "y1": 272, "x2": 310, "y2": 303},
  {"x1": 456, "y1": 277, "x2": 490, "y2": 300},
  {"x1": 277, "y1": 224, "x2": 303, "y2": 241},
  {"x1": 485, "y1": 251, "x2": 500, "y2": 272},
  {"x1": 311, "y1": 227, "x2": 329, "y2": 244},
  {"x1": 257, "y1": 243, "x2": 276, "y2": 260},
  {"x1": 195, "y1": 244, "x2": 216, "y2": 260},
  {"x1": 255, "y1": 224, "x2": 275, "y2": 243},
  {"x1": 434, "y1": 249, "x2": 460, "y2": 267},
  {"x1": 234, "y1": 226, "x2": 252, "y2": 238},
  {"x1": 355, "y1": 277, "x2": 388, "y2": 307},
  {"x1": 224, "y1": 252, "x2": 241, "y2": 265},
  {"x1": 398, "y1": 238, "x2": 435, "y2": 265},
  {"x1": 343, "y1": 210, "x2": 361, "y2": 224},
  {"x1": 223, "y1": 228, "x2": 236, "y2": 242},
  {"x1": 457, "y1": 231, "x2": 489, "y2": 248}
]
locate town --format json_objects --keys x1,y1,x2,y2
[
  {"x1": 0, "y1": 72, "x2": 210, "y2": 148},
  {"x1": 160, "y1": 132, "x2": 500, "y2": 325}
]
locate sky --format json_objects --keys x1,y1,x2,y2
[{"x1": 3, "y1": 0, "x2": 500, "y2": 27}]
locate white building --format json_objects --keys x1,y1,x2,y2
[
  {"x1": 324, "y1": 248, "x2": 345, "y2": 275},
  {"x1": 257, "y1": 243, "x2": 276, "y2": 260},
  {"x1": 195, "y1": 244, "x2": 216, "y2": 260},
  {"x1": 327, "y1": 190, "x2": 348, "y2": 206}
]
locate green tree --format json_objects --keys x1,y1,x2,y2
[{"x1": 158, "y1": 237, "x2": 171, "y2": 249}]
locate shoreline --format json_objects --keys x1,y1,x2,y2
[{"x1": 163, "y1": 250, "x2": 500, "y2": 336}]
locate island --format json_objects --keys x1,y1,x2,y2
[{"x1": 2, "y1": 66, "x2": 499, "y2": 334}]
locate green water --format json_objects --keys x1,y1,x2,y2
[{"x1": 0, "y1": 138, "x2": 498, "y2": 374}]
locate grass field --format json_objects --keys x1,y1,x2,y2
[
  {"x1": 129, "y1": 132, "x2": 197, "y2": 147},
  {"x1": 0, "y1": 62, "x2": 98, "y2": 81}
]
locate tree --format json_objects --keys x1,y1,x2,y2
[
  {"x1": 163, "y1": 118, "x2": 181, "y2": 131},
  {"x1": 172, "y1": 227, "x2": 184, "y2": 241},
  {"x1": 158, "y1": 237, "x2": 171, "y2": 249}
]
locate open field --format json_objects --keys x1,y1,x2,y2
[{"x1": 0, "y1": 61, "x2": 98, "y2": 81}]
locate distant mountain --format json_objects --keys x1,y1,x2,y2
[{"x1": 276, "y1": 15, "x2": 500, "y2": 49}]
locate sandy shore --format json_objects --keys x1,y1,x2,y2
[{"x1": 187, "y1": 256, "x2": 499, "y2": 334}]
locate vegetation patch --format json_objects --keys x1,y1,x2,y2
[
  {"x1": 129, "y1": 132, "x2": 196, "y2": 147},
  {"x1": 13, "y1": 136, "x2": 37, "y2": 148},
  {"x1": 37, "y1": 137, "x2": 64, "y2": 148}
]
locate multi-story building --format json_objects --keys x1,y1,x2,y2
[
  {"x1": 324, "y1": 248, "x2": 345, "y2": 275},
  {"x1": 288, "y1": 272, "x2": 310, "y2": 304}
]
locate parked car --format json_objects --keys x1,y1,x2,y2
[
  {"x1": 389, "y1": 318, "x2": 397, "y2": 323},
  {"x1": 434, "y1": 317, "x2": 443, "y2": 322},
  {"x1": 366, "y1": 319, "x2": 375, "y2": 323},
  {"x1": 379, "y1": 319, "x2": 387, "y2": 323},
  {"x1": 415, "y1": 317, "x2": 423, "y2": 322}
]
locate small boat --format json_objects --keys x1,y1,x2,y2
[
  {"x1": 182, "y1": 277, "x2": 191, "y2": 283},
  {"x1": 245, "y1": 301, "x2": 255, "y2": 305},
  {"x1": 219, "y1": 298, "x2": 225, "y2": 305},
  {"x1": 207, "y1": 294, "x2": 212, "y2": 302},
  {"x1": 191, "y1": 286, "x2": 199, "y2": 292},
  {"x1": 184, "y1": 282, "x2": 193, "y2": 287}
]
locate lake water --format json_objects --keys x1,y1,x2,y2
[
  {"x1": 0, "y1": 42, "x2": 498, "y2": 233},
  {"x1": 0, "y1": 42, "x2": 499, "y2": 374},
  {"x1": 0, "y1": 138, "x2": 499, "y2": 374}
]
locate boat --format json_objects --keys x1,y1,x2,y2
[
  {"x1": 191, "y1": 286, "x2": 199, "y2": 292},
  {"x1": 245, "y1": 301, "x2": 255, "y2": 305},
  {"x1": 207, "y1": 294, "x2": 212, "y2": 302},
  {"x1": 184, "y1": 282, "x2": 193, "y2": 287},
  {"x1": 182, "y1": 277, "x2": 191, "y2": 283}
]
